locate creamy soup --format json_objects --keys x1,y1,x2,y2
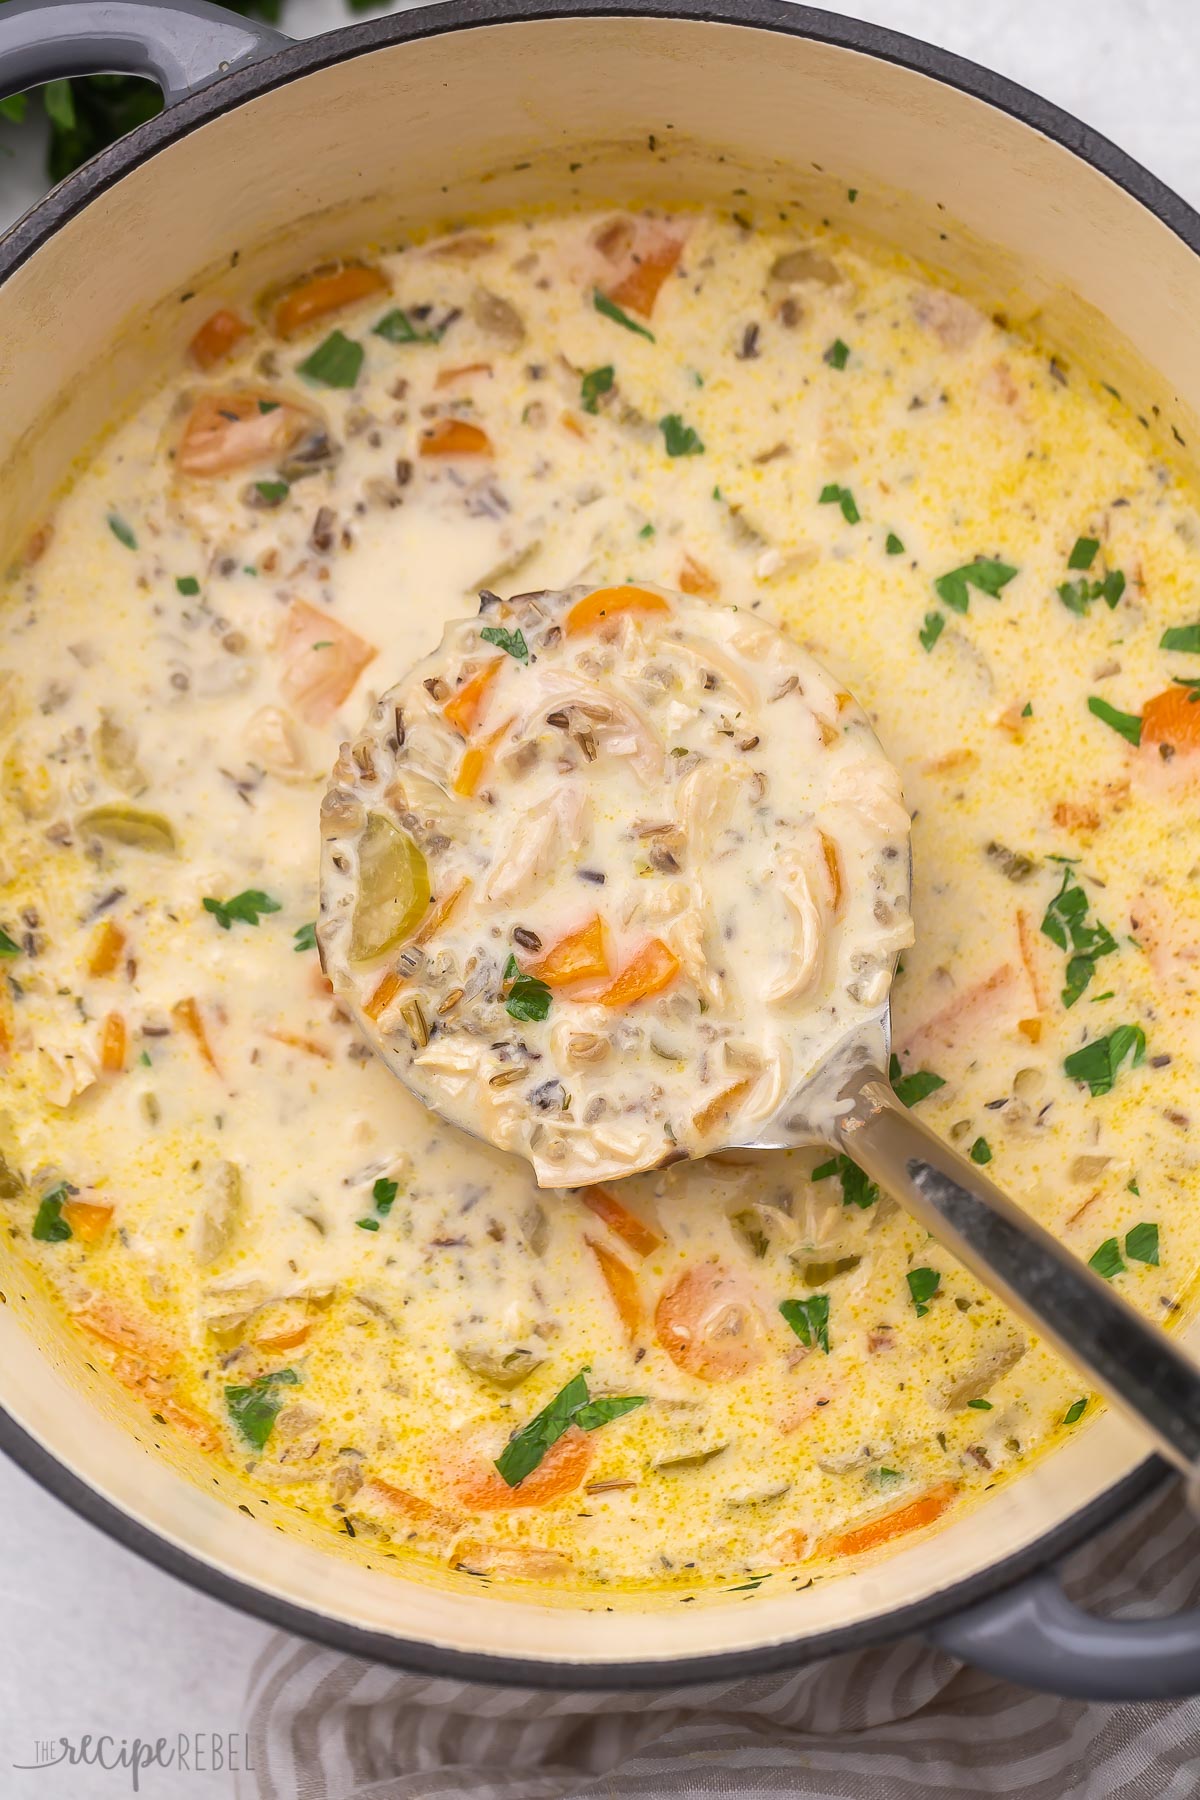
[
  {"x1": 317, "y1": 582, "x2": 912, "y2": 1187},
  {"x1": 2, "y1": 207, "x2": 1199, "y2": 1595}
]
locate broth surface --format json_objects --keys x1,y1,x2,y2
[{"x1": 1, "y1": 207, "x2": 1198, "y2": 1592}]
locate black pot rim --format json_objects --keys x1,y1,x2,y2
[{"x1": 0, "y1": 0, "x2": 1192, "y2": 1690}]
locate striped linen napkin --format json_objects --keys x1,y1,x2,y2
[{"x1": 239, "y1": 1479, "x2": 1199, "y2": 1799}]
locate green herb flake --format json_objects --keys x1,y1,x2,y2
[
  {"x1": 1128, "y1": 1178, "x2": 1141, "y2": 1196},
  {"x1": 969, "y1": 1137, "x2": 992, "y2": 1165},
  {"x1": 1063, "y1": 1398, "x2": 1087, "y2": 1425},
  {"x1": 495, "y1": 1369, "x2": 646, "y2": 1487},
  {"x1": 885, "y1": 532, "x2": 905, "y2": 556},
  {"x1": 224, "y1": 1369, "x2": 300, "y2": 1451},
  {"x1": 1125, "y1": 1221, "x2": 1159, "y2": 1266},
  {"x1": 1021, "y1": 702, "x2": 1033, "y2": 718},
  {"x1": 966, "y1": 1398, "x2": 993, "y2": 1411},
  {"x1": 660, "y1": 414, "x2": 705, "y2": 457},
  {"x1": 779, "y1": 1294, "x2": 830, "y2": 1354},
  {"x1": 139, "y1": 1051, "x2": 152, "y2": 1068},
  {"x1": 580, "y1": 365, "x2": 615, "y2": 413},
  {"x1": 203, "y1": 889, "x2": 283, "y2": 932},
  {"x1": 107, "y1": 514, "x2": 137, "y2": 551},
  {"x1": 480, "y1": 625, "x2": 529, "y2": 662},
  {"x1": 176, "y1": 576, "x2": 201, "y2": 597},
  {"x1": 506, "y1": 973, "x2": 552, "y2": 1023},
  {"x1": 819, "y1": 483, "x2": 860, "y2": 525},
  {"x1": 357, "y1": 1217, "x2": 380, "y2": 1232},
  {"x1": 0, "y1": 94, "x2": 29, "y2": 125},
  {"x1": 934, "y1": 557, "x2": 1018, "y2": 614},
  {"x1": 824, "y1": 338, "x2": 850, "y2": 371},
  {"x1": 1064, "y1": 1023, "x2": 1146, "y2": 1096},
  {"x1": 297, "y1": 329, "x2": 365, "y2": 389},
  {"x1": 373, "y1": 1177, "x2": 399, "y2": 1216},
  {"x1": 1088, "y1": 1236, "x2": 1125, "y2": 1280},
  {"x1": 292, "y1": 922, "x2": 318, "y2": 954},
  {"x1": 1058, "y1": 568, "x2": 1126, "y2": 616},
  {"x1": 32, "y1": 1184, "x2": 73, "y2": 1244},
  {"x1": 907, "y1": 1267, "x2": 941, "y2": 1317},
  {"x1": 638, "y1": 523, "x2": 656, "y2": 539},
  {"x1": 876, "y1": 1466, "x2": 902, "y2": 1485},
  {"x1": 1040, "y1": 866, "x2": 1117, "y2": 1008},
  {"x1": 919, "y1": 611, "x2": 945, "y2": 653},
  {"x1": 1160, "y1": 623, "x2": 1200, "y2": 654},
  {"x1": 373, "y1": 308, "x2": 438, "y2": 345},
  {"x1": 258, "y1": 400, "x2": 281, "y2": 415},
  {"x1": 811, "y1": 1154, "x2": 878, "y2": 1210},
  {"x1": 1068, "y1": 536, "x2": 1099, "y2": 571},
  {"x1": 593, "y1": 290, "x2": 656, "y2": 342},
  {"x1": 0, "y1": 926, "x2": 20, "y2": 958},
  {"x1": 254, "y1": 479, "x2": 290, "y2": 506},
  {"x1": 889, "y1": 1057, "x2": 946, "y2": 1108},
  {"x1": 1087, "y1": 695, "x2": 1142, "y2": 747}
]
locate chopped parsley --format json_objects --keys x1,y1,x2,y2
[
  {"x1": 1173, "y1": 674, "x2": 1200, "y2": 703},
  {"x1": 811, "y1": 1154, "x2": 877, "y2": 1210},
  {"x1": 660, "y1": 414, "x2": 705, "y2": 457},
  {"x1": 1063, "y1": 1398, "x2": 1087, "y2": 1425},
  {"x1": 1087, "y1": 695, "x2": 1141, "y2": 746},
  {"x1": 32, "y1": 1183, "x2": 73, "y2": 1244},
  {"x1": 593, "y1": 290, "x2": 655, "y2": 342},
  {"x1": 1160, "y1": 622, "x2": 1200, "y2": 653},
  {"x1": 966, "y1": 1398, "x2": 993, "y2": 1411},
  {"x1": 297, "y1": 329, "x2": 364, "y2": 388},
  {"x1": 1125, "y1": 1221, "x2": 1159, "y2": 1266},
  {"x1": 254, "y1": 479, "x2": 290, "y2": 506},
  {"x1": 1040, "y1": 865, "x2": 1117, "y2": 1008},
  {"x1": 580, "y1": 365, "x2": 615, "y2": 413},
  {"x1": 779, "y1": 1294, "x2": 830, "y2": 1354},
  {"x1": 1064, "y1": 1024, "x2": 1146, "y2": 1096},
  {"x1": 969, "y1": 1137, "x2": 992, "y2": 1165},
  {"x1": 356, "y1": 1217, "x2": 380, "y2": 1232},
  {"x1": 907, "y1": 1267, "x2": 941, "y2": 1317},
  {"x1": 933, "y1": 557, "x2": 1018, "y2": 614},
  {"x1": 176, "y1": 576, "x2": 201, "y2": 597},
  {"x1": 373, "y1": 1177, "x2": 399, "y2": 1216},
  {"x1": 1058, "y1": 569, "x2": 1125, "y2": 615},
  {"x1": 919, "y1": 611, "x2": 945, "y2": 653},
  {"x1": 503, "y1": 955, "x2": 552, "y2": 1023},
  {"x1": 480, "y1": 625, "x2": 529, "y2": 662},
  {"x1": 1068, "y1": 536, "x2": 1100, "y2": 570},
  {"x1": 373, "y1": 308, "x2": 438, "y2": 344},
  {"x1": 203, "y1": 889, "x2": 282, "y2": 932},
  {"x1": 1088, "y1": 1236, "x2": 1124, "y2": 1280},
  {"x1": 0, "y1": 926, "x2": 20, "y2": 958},
  {"x1": 638, "y1": 522, "x2": 655, "y2": 539},
  {"x1": 819, "y1": 483, "x2": 860, "y2": 524},
  {"x1": 494, "y1": 1369, "x2": 646, "y2": 1487},
  {"x1": 224, "y1": 1369, "x2": 300, "y2": 1452},
  {"x1": 824, "y1": 338, "x2": 850, "y2": 370},
  {"x1": 292, "y1": 922, "x2": 318, "y2": 953},
  {"x1": 889, "y1": 1057, "x2": 946, "y2": 1108},
  {"x1": 1021, "y1": 702, "x2": 1033, "y2": 717},
  {"x1": 107, "y1": 513, "x2": 137, "y2": 551},
  {"x1": 885, "y1": 532, "x2": 905, "y2": 556}
]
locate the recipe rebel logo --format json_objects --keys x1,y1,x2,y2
[{"x1": 12, "y1": 1732, "x2": 254, "y2": 1791}]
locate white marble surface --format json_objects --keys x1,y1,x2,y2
[{"x1": 0, "y1": 2, "x2": 1198, "y2": 1794}]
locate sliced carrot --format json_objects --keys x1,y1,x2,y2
[
  {"x1": 188, "y1": 308, "x2": 251, "y2": 369},
  {"x1": 819, "y1": 831, "x2": 844, "y2": 916},
  {"x1": 1142, "y1": 686, "x2": 1200, "y2": 756},
  {"x1": 655, "y1": 1261, "x2": 765, "y2": 1382},
  {"x1": 154, "y1": 1395, "x2": 222, "y2": 1455},
  {"x1": 818, "y1": 1482, "x2": 958, "y2": 1559},
  {"x1": 74, "y1": 1301, "x2": 174, "y2": 1372},
  {"x1": 172, "y1": 997, "x2": 221, "y2": 1075},
  {"x1": 679, "y1": 554, "x2": 719, "y2": 597},
  {"x1": 586, "y1": 1236, "x2": 642, "y2": 1342},
  {"x1": 420, "y1": 419, "x2": 493, "y2": 457},
  {"x1": 277, "y1": 599, "x2": 377, "y2": 727},
  {"x1": 692, "y1": 1079, "x2": 751, "y2": 1136},
  {"x1": 365, "y1": 968, "x2": 404, "y2": 1021},
  {"x1": 565, "y1": 585, "x2": 671, "y2": 636},
  {"x1": 599, "y1": 938, "x2": 679, "y2": 1008},
  {"x1": 266, "y1": 1029, "x2": 332, "y2": 1060},
  {"x1": 772, "y1": 1529, "x2": 809, "y2": 1564},
  {"x1": 176, "y1": 391, "x2": 311, "y2": 478},
  {"x1": 61, "y1": 1200, "x2": 113, "y2": 1245},
  {"x1": 900, "y1": 963, "x2": 1029, "y2": 1064},
  {"x1": 443, "y1": 659, "x2": 503, "y2": 737},
  {"x1": 435, "y1": 362, "x2": 493, "y2": 389},
  {"x1": 579, "y1": 1185, "x2": 663, "y2": 1257},
  {"x1": 446, "y1": 1426, "x2": 594, "y2": 1511},
  {"x1": 603, "y1": 226, "x2": 686, "y2": 318},
  {"x1": 272, "y1": 263, "x2": 389, "y2": 339},
  {"x1": 99, "y1": 1011, "x2": 127, "y2": 1074},
  {"x1": 560, "y1": 410, "x2": 587, "y2": 439},
  {"x1": 526, "y1": 917, "x2": 610, "y2": 987},
  {"x1": 87, "y1": 918, "x2": 126, "y2": 978},
  {"x1": 254, "y1": 1321, "x2": 313, "y2": 1352},
  {"x1": 453, "y1": 718, "x2": 512, "y2": 797},
  {"x1": 1018, "y1": 1018, "x2": 1042, "y2": 1043},
  {"x1": 366, "y1": 1479, "x2": 461, "y2": 1536},
  {"x1": 413, "y1": 876, "x2": 472, "y2": 947},
  {"x1": 1016, "y1": 908, "x2": 1049, "y2": 1013}
]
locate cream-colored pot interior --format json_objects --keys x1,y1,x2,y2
[{"x1": 0, "y1": 11, "x2": 1195, "y2": 1669}]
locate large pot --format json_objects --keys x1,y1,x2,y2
[{"x1": 2, "y1": 0, "x2": 1200, "y2": 1702}]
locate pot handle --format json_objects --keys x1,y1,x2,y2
[
  {"x1": 0, "y1": 0, "x2": 289, "y2": 109},
  {"x1": 928, "y1": 1560, "x2": 1200, "y2": 1700}
]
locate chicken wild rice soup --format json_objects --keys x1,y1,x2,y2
[
  {"x1": 317, "y1": 582, "x2": 913, "y2": 1188},
  {"x1": 2, "y1": 207, "x2": 1200, "y2": 1595}
]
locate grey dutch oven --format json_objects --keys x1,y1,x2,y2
[{"x1": 2, "y1": 0, "x2": 1200, "y2": 1703}]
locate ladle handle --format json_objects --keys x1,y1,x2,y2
[{"x1": 837, "y1": 1067, "x2": 1200, "y2": 1509}]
